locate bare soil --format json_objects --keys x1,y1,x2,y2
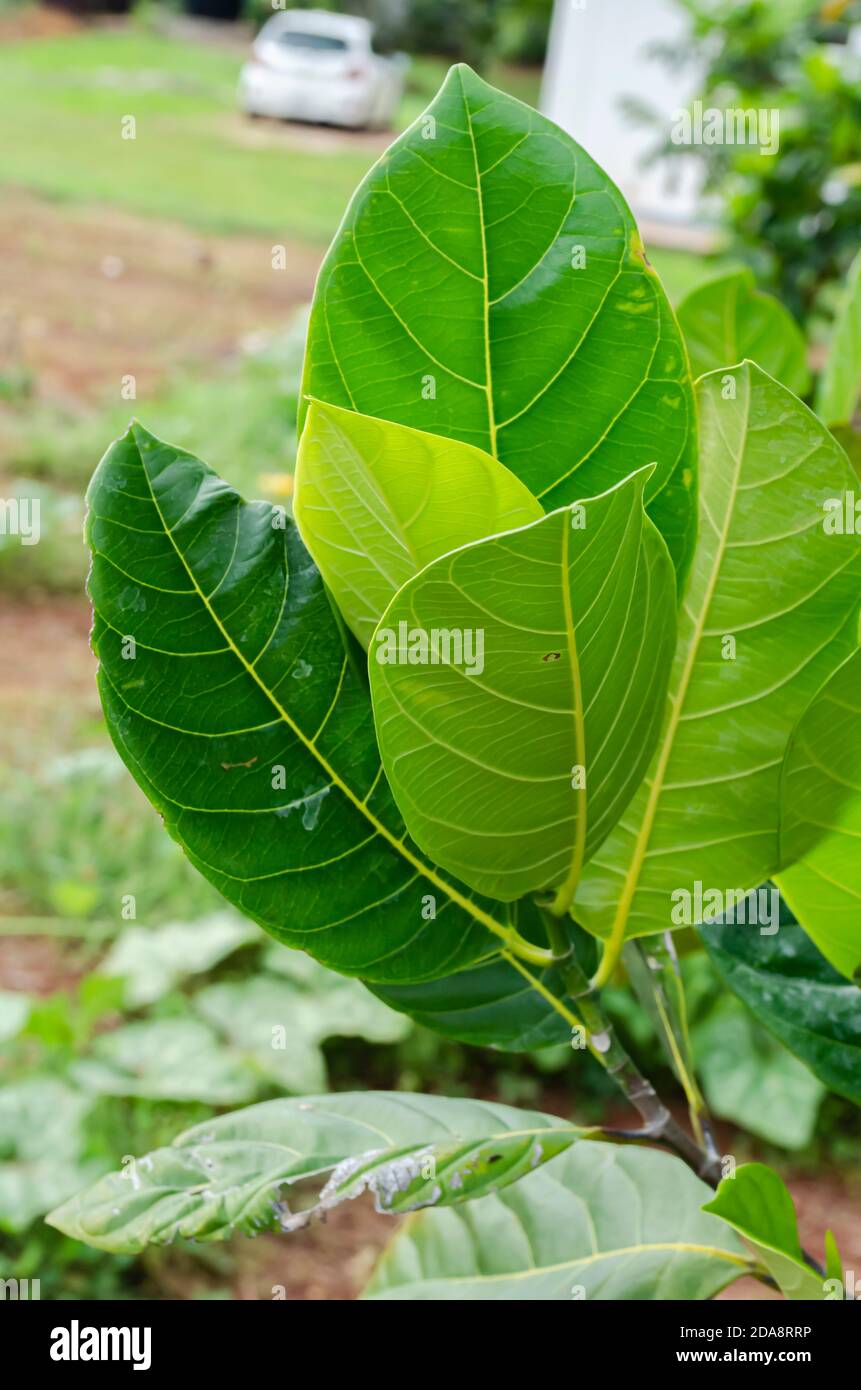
[{"x1": 0, "y1": 189, "x2": 321, "y2": 407}]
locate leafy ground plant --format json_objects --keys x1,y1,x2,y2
[{"x1": 50, "y1": 67, "x2": 861, "y2": 1301}]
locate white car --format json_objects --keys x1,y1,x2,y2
[{"x1": 239, "y1": 10, "x2": 407, "y2": 130}]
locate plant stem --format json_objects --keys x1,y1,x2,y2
[{"x1": 540, "y1": 909, "x2": 721, "y2": 1185}]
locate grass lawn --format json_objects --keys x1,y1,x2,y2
[
  {"x1": 0, "y1": 23, "x2": 716, "y2": 298},
  {"x1": 0, "y1": 27, "x2": 542, "y2": 245},
  {"x1": 0, "y1": 20, "x2": 723, "y2": 599}
]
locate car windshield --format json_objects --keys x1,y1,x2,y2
[{"x1": 277, "y1": 32, "x2": 349, "y2": 52}]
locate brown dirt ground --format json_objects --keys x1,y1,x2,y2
[{"x1": 0, "y1": 189, "x2": 321, "y2": 408}]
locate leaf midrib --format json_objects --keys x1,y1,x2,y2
[
  {"x1": 592, "y1": 370, "x2": 751, "y2": 984},
  {"x1": 134, "y1": 435, "x2": 524, "y2": 960}
]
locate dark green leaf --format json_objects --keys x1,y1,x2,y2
[
  {"x1": 700, "y1": 908, "x2": 861, "y2": 1106},
  {"x1": 85, "y1": 423, "x2": 549, "y2": 984}
]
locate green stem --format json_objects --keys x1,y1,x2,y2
[{"x1": 539, "y1": 907, "x2": 721, "y2": 1184}]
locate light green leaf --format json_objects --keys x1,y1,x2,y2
[
  {"x1": 301, "y1": 64, "x2": 696, "y2": 575},
  {"x1": 701, "y1": 902, "x2": 861, "y2": 1103},
  {"x1": 777, "y1": 649, "x2": 861, "y2": 979},
  {"x1": 294, "y1": 400, "x2": 541, "y2": 648},
  {"x1": 100, "y1": 910, "x2": 257, "y2": 1008},
  {"x1": 46, "y1": 1093, "x2": 587, "y2": 1253},
  {"x1": 194, "y1": 978, "x2": 329, "y2": 1095},
  {"x1": 366, "y1": 1143, "x2": 750, "y2": 1300},
  {"x1": 71, "y1": 1018, "x2": 259, "y2": 1106},
  {"x1": 369, "y1": 469, "x2": 676, "y2": 903},
  {"x1": 194, "y1": 970, "x2": 410, "y2": 1093},
  {"x1": 703, "y1": 1163, "x2": 827, "y2": 1300},
  {"x1": 692, "y1": 995, "x2": 825, "y2": 1150},
  {"x1": 0, "y1": 1078, "x2": 102, "y2": 1232},
  {"x1": 85, "y1": 422, "x2": 551, "y2": 984},
  {"x1": 574, "y1": 362, "x2": 861, "y2": 974},
  {"x1": 816, "y1": 247, "x2": 861, "y2": 427},
  {"x1": 259, "y1": 947, "x2": 413, "y2": 1045},
  {"x1": 678, "y1": 268, "x2": 810, "y2": 394}
]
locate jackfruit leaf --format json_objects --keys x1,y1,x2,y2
[
  {"x1": 193, "y1": 972, "x2": 410, "y2": 1094},
  {"x1": 301, "y1": 64, "x2": 696, "y2": 575},
  {"x1": 776, "y1": 649, "x2": 861, "y2": 979},
  {"x1": 46, "y1": 1093, "x2": 588, "y2": 1253},
  {"x1": 574, "y1": 363, "x2": 861, "y2": 958},
  {"x1": 294, "y1": 400, "x2": 542, "y2": 648},
  {"x1": 85, "y1": 423, "x2": 545, "y2": 985},
  {"x1": 70, "y1": 1018, "x2": 259, "y2": 1106},
  {"x1": 678, "y1": 268, "x2": 810, "y2": 395},
  {"x1": 700, "y1": 904, "x2": 861, "y2": 1105},
  {"x1": 691, "y1": 995, "x2": 825, "y2": 1150},
  {"x1": 0, "y1": 1078, "x2": 103, "y2": 1232},
  {"x1": 370, "y1": 470, "x2": 676, "y2": 902},
  {"x1": 703, "y1": 1163, "x2": 828, "y2": 1300},
  {"x1": 366, "y1": 1143, "x2": 750, "y2": 1300},
  {"x1": 816, "y1": 247, "x2": 861, "y2": 427},
  {"x1": 99, "y1": 911, "x2": 257, "y2": 1008},
  {"x1": 370, "y1": 910, "x2": 594, "y2": 1050}
]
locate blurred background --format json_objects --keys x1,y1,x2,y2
[{"x1": 1, "y1": 0, "x2": 860, "y2": 1300}]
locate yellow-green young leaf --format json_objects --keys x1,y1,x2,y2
[
  {"x1": 366, "y1": 1143, "x2": 751, "y2": 1300},
  {"x1": 575, "y1": 363, "x2": 861, "y2": 973},
  {"x1": 777, "y1": 649, "x2": 861, "y2": 979},
  {"x1": 46, "y1": 1093, "x2": 588, "y2": 1253},
  {"x1": 369, "y1": 469, "x2": 676, "y2": 903},
  {"x1": 294, "y1": 400, "x2": 541, "y2": 648},
  {"x1": 678, "y1": 268, "x2": 810, "y2": 396},
  {"x1": 816, "y1": 247, "x2": 861, "y2": 427},
  {"x1": 703, "y1": 1163, "x2": 828, "y2": 1300},
  {"x1": 301, "y1": 64, "x2": 696, "y2": 577}
]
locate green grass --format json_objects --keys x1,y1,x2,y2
[
  {"x1": 0, "y1": 28, "x2": 539, "y2": 244},
  {"x1": 0, "y1": 323, "x2": 304, "y2": 596}
]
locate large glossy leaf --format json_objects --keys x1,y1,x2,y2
[
  {"x1": 703, "y1": 1164, "x2": 827, "y2": 1301},
  {"x1": 701, "y1": 906, "x2": 861, "y2": 1103},
  {"x1": 816, "y1": 247, "x2": 861, "y2": 428},
  {"x1": 574, "y1": 363, "x2": 861, "y2": 971},
  {"x1": 371, "y1": 956, "x2": 570, "y2": 1050},
  {"x1": 776, "y1": 649, "x2": 861, "y2": 979},
  {"x1": 46, "y1": 1093, "x2": 588, "y2": 1253},
  {"x1": 371, "y1": 910, "x2": 596, "y2": 1050},
  {"x1": 365, "y1": 1143, "x2": 751, "y2": 1300},
  {"x1": 677, "y1": 268, "x2": 810, "y2": 395},
  {"x1": 294, "y1": 400, "x2": 541, "y2": 647},
  {"x1": 86, "y1": 423, "x2": 552, "y2": 984},
  {"x1": 301, "y1": 64, "x2": 696, "y2": 575},
  {"x1": 370, "y1": 470, "x2": 676, "y2": 903},
  {"x1": 691, "y1": 995, "x2": 825, "y2": 1149}
]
